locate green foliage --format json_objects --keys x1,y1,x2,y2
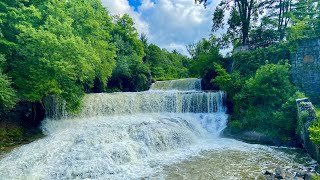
[
  {"x1": 297, "y1": 111, "x2": 309, "y2": 135},
  {"x1": 230, "y1": 63, "x2": 301, "y2": 139},
  {"x1": 288, "y1": 19, "x2": 314, "y2": 41},
  {"x1": 0, "y1": 0, "x2": 191, "y2": 114},
  {"x1": 66, "y1": 0, "x2": 116, "y2": 91},
  {"x1": 232, "y1": 42, "x2": 295, "y2": 77},
  {"x1": 187, "y1": 37, "x2": 228, "y2": 90},
  {"x1": 108, "y1": 14, "x2": 190, "y2": 91},
  {"x1": 312, "y1": 175, "x2": 320, "y2": 180},
  {"x1": 212, "y1": 63, "x2": 243, "y2": 99},
  {"x1": 0, "y1": 125, "x2": 24, "y2": 149},
  {"x1": 145, "y1": 44, "x2": 190, "y2": 81},
  {"x1": 211, "y1": 0, "x2": 262, "y2": 44},
  {"x1": 309, "y1": 123, "x2": 320, "y2": 145},
  {"x1": 108, "y1": 14, "x2": 150, "y2": 92},
  {"x1": 0, "y1": 0, "x2": 116, "y2": 112},
  {"x1": 0, "y1": 55, "x2": 17, "y2": 113},
  {"x1": 287, "y1": 0, "x2": 320, "y2": 41},
  {"x1": 309, "y1": 108, "x2": 320, "y2": 145},
  {"x1": 108, "y1": 53, "x2": 150, "y2": 92}
]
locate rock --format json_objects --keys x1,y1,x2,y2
[
  {"x1": 295, "y1": 170, "x2": 307, "y2": 179},
  {"x1": 266, "y1": 174, "x2": 275, "y2": 180},
  {"x1": 274, "y1": 167, "x2": 286, "y2": 179},
  {"x1": 315, "y1": 165, "x2": 320, "y2": 174},
  {"x1": 264, "y1": 170, "x2": 273, "y2": 175},
  {"x1": 275, "y1": 167, "x2": 281, "y2": 175},
  {"x1": 293, "y1": 177, "x2": 304, "y2": 180}
]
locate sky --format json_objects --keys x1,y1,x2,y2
[{"x1": 101, "y1": 0, "x2": 221, "y2": 56}]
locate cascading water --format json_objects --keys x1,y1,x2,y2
[{"x1": 0, "y1": 78, "x2": 315, "y2": 179}]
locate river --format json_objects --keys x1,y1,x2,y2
[{"x1": 0, "y1": 78, "x2": 315, "y2": 179}]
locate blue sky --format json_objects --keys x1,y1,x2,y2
[
  {"x1": 128, "y1": 0, "x2": 142, "y2": 11},
  {"x1": 101, "y1": 0, "x2": 220, "y2": 56}
]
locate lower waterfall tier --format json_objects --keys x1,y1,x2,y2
[{"x1": 0, "y1": 113, "x2": 227, "y2": 179}]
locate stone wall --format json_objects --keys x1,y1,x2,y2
[
  {"x1": 296, "y1": 98, "x2": 320, "y2": 163},
  {"x1": 291, "y1": 39, "x2": 320, "y2": 101}
]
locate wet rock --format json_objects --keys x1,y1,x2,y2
[
  {"x1": 315, "y1": 165, "x2": 320, "y2": 174},
  {"x1": 293, "y1": 177, "x2": 304, "y2": 180},
  {"x1": 275, "y1": 166, "x2": 285, "y2": 179},
  {"x1": 295, "y1": 170, "x2": 307, "y2": 178},
  {"x1": 266, "y1": 174, "x2": 275, "y2": 180},
  {"x1": 265, "y1": 170, "x2": 273, "y2": 175}
]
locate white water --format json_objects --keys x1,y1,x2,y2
[{"x1": 0, "y1": 78, "x2": 313, "y2": 179}]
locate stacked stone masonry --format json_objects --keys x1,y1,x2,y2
[{"x1": 292, "y1": 38, "x2": 320, "y2": 100}]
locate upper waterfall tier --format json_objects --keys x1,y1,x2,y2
[
  {"x1": 78, "y1": 91, "x2": 225, "y2": 118},
  {"x1": 150, "y1": 78, "x2": 201, "y2": 91}
]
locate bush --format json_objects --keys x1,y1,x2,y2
[
  {"x1": 309, "y1": 108, "x2": 320, "y2": 145},
  {"x1": 230, "y1": 63, "x2": 301, "y2": 140},
  {"x1": 0, "y1": 55, "x2": 17, "y2": 114},
  {"x1": 0, "y1": 125, "x2": 24, "y2": 149}
]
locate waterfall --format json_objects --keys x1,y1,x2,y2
[
  {"x1": 0, "y1": 78, "x2": 229, "y2": 179},
  {"x1": 78, "y1": 91, "x2": 225, "y2": 117}
]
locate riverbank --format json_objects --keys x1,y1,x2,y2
[
  {"x1": 222, "y1": 126, "x2": 301, "y2": 147},
  {"x1": 0, "y1": 124, "x2": 44, "y2": 157}
]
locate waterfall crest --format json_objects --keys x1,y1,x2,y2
[{"x1": 150, "y1": 78, "x2": 201, "y2": 91}]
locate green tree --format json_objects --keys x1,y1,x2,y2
[
  {"x1": 210, "y1": 0, "x2": 264, "y2": 45},
  {"x1": 0, "y1": 54, "x2": 17, "y2": 114},
  {"x1": 66, "y1": 0, "x2": 116, "y2": 92},
  {"x1": 288, "y1": 0, "x2": 320, "y2": 41},
  {"x1": 233, "y1": 63, "x2": 300, "y2": 139},
  {"x1": 109, "y1": 14, "x2": 150, "y2": 91},
  {"x1": 0, "y1": 0, "x2": 116, "y2": 112},
  {"x1": 187, "y1": 38, "x2": 223, "y2": 77},
  {"x1": 212, "y1": 63, "x2": 243, "y2": 100}
]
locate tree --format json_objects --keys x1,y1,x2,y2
[
  {"x1": 0, "y1": 54, "x2": 17, "y2": 114},
  {"x1": 187, "y1": 38, "x2": 223, "y2": 77},
  {"x1": 288, "y1": 0, "x2": 320, "y2": 40},
  {"x1": 108, "y1": 14, "x2": 151, "y2": 91},
  {"x1": 210, "y1": 0, "x2": 264, "y2": 45},
  {"x1": 66, "y1": 0, "x2": 116, "y2": 92},
  {"x1": 0, "y1": 0, "x2": 116, "y2": 112},
  {"x1": 260, "y1": 0, "x2": 293, "y2": 41},
  {"x1": 233, "y1": 62, "x2": 300, "y2": 139}
]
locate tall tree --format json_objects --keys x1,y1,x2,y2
[
  {"x1": 108, "y1": 14, "x2": 150, "y2": 91},
  {"x1": 0, "y1": 0, "x2": 116, "y2": 111},
  {"x1": 210, "y1": 0, "x2": 264, "y2": 45},
  {"x1": 0, "y1": 54, "x2": 17, "y2": 114},
  {"x1": 66, "y1": 0, "x2": 116, "y2": 92},
  {"x1": 289, "y1": 0, "x2": 320, "y2": 39}
]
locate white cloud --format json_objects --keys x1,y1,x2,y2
[
  {"x1": 101, "y1": 0, "x2": 132, "y2": 15},
  {"x1": 102, "y1": 0, "x2": 222, "y2": 56}
]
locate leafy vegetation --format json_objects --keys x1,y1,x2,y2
[
  {"x1": 309, "y1": 108, "x2": 320, "y2": 145},
  {"x1": 194, "y1": 0, "x2": 320, "y2": 143},
  {"x1": 0, "y1": 55, "x2": 17, "y2": 115},
  {"x1": 0, "y1": 0, "x2": 191, "y2": 115}
]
